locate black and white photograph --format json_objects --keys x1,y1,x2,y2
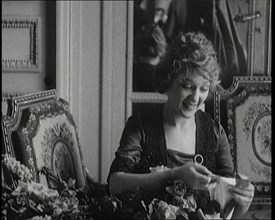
[{"x1": 2, "y1": 0, "x2": 271, "y2": 219}]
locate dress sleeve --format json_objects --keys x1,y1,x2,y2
[
  {"x1": 214, "y1": 121, "x2": 235, "y2": 177},
  {"x1": 107, "y1": 115, "x2": 144, "y2": 183}
]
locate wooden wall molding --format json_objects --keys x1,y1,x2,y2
[{"x1": 2, "y1": 17, "x2": 40, "y2": 72}]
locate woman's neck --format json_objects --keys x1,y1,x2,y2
[
  {"x1": 163, "y1": 103, "x2": 196, "y2": 154},
  {"x1": 163, "y1": 103, "x2": 195, "y2": 130}
]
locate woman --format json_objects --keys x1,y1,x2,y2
[{"x1": 108, "y1": 32, "x2": 254, "y2": 219}]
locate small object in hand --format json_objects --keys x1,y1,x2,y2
[
  {"x1": 236, "y1": 173, "x2": 249, "y2": 187},
  {"x1": 209, "y1": 175, "x2": 219, "y2": 184}
]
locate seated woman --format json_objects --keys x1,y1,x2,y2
[{"x1": 108, "y1": 32, "x2": 254, "y2": 219}]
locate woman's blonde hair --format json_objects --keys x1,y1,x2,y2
[{"x1": 153, "y1": 32, "x2": 221, "y2": 94}]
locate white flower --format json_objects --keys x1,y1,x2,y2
[
  {"x1": 205, "y1": 213, "x2": 222, "y2": 219},
  {"x1": 11, "y1": 180, "x2": 60, "y2": 204},
  {"x1": 2, "y1": 154, "x2": 33, "y2": 181},
  {"x1": 157, "y1": 200, "x2": 178, "y2": 219},
  {"x1": 149, "y1": 165, "x2": 170, "y2": 173},
  {"x1": 27, "y1": 215, "x2": 52, "y2": 220}
]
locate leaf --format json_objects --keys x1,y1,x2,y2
[
  {"x1": 18, "y1": 206, "x2": 27, "y2": 214},
  {"x1": 2, "y1": 182, "x2": 13, "y2": 193}
]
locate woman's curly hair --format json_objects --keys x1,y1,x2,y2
[{"x1": 153, "y1": 32, "x2": 221, "y2": 94}]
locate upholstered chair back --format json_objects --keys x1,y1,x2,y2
[
  {"x1": 213, "y1": 76, "x2": 271, "y2": 205},
  {"x1": 2, "y1": 90, "x2": 86, "y2": 189}
]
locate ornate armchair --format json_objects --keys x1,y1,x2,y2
[
  {"x1": 2, "y1": 90, "x2": 124, "y2": 220},
  {"x1": 2, "y1": 90, "x2": 86, "y2": 189},
  {"x1": 214, "y1": 76, "x2": 271, "y2": 216}
]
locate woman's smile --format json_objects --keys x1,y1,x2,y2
[
  {"x1": 166, "y1": 72, "x2": 210, "y2": 118},
  {"x1": 182, "y1": 101, "x2": 198, "y2": 111}
]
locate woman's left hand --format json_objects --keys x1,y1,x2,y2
[{"x1": 229, "y1": 181, "x2": 255, "y2": 212}]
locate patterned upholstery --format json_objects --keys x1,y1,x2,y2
[
  {"x1": 214, "y1": 76, "x2": 271, "y2": 205},
  {"x1": 2, "y1": 90, "x2": 86, "y2": 188}
]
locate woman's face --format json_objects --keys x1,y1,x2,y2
[{"x1": 166, "y1": 70, "x2": 210, "y2": 119}]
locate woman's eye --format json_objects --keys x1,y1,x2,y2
[
  {"x1": 181, "y1": 83, "x2": 192, "y2": 89},
  {"x1": 201, "y1": 86, "x2": 210, "y2": 92},
  {"x1": 180, "y1": 81, "x2": 210, "y2": 92}
]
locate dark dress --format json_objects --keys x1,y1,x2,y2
[{"x1": 107, "y1": 107, "x2": 234, "y2": 213}]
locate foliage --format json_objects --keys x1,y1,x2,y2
[
  {"x1": 115, "y1": 165, "x2": 222, "y2": 220},
  {"x1": 1, "y1": 155, "x2": 120, "y2": 220},
  {"x1": 2, "y1": 156, "x2": 223, "y2": 220}
]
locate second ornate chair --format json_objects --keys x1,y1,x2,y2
[
  {"x1": 213, "y1": 76, "x2": 271, "y2": 211},
  {"x1": 2, "y1": 90, "x2": 86, "y2": 189}
]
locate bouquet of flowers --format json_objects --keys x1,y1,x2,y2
[
  {"x1": 2, "y1": 156, "x2": 235, "y2": 220},
  {"x1": 1, "y1": 154, "x2": 121, "y2": 220},
  {"x1": 116, "y1": 165, "x2": 226, "y2": 220}
]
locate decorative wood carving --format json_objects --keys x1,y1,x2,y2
[
  {"x1": 130, "y1": 92, "x2": 167, "y2": 103},
  {"x1": 2, "y1": 92, "x2": 25, "y2": 117}
]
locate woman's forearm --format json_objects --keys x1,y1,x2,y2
[
  {"x1": 109, "y1": 163, "x2": 214, "y2": 195},
  {"x1": 109, "y1": 169, "x2": 176, "y2": 195}
]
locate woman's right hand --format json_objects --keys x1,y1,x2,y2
[{"x1": 172, "y1": 162, "x2": 216, "y2": 191}]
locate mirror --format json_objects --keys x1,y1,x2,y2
[{"x1": 133, "y1": 0, "x2": 271, "y2": 91}]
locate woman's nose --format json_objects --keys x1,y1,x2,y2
[{"x1": 190, "y1": 89, "x2": 200, "y2": 103}]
